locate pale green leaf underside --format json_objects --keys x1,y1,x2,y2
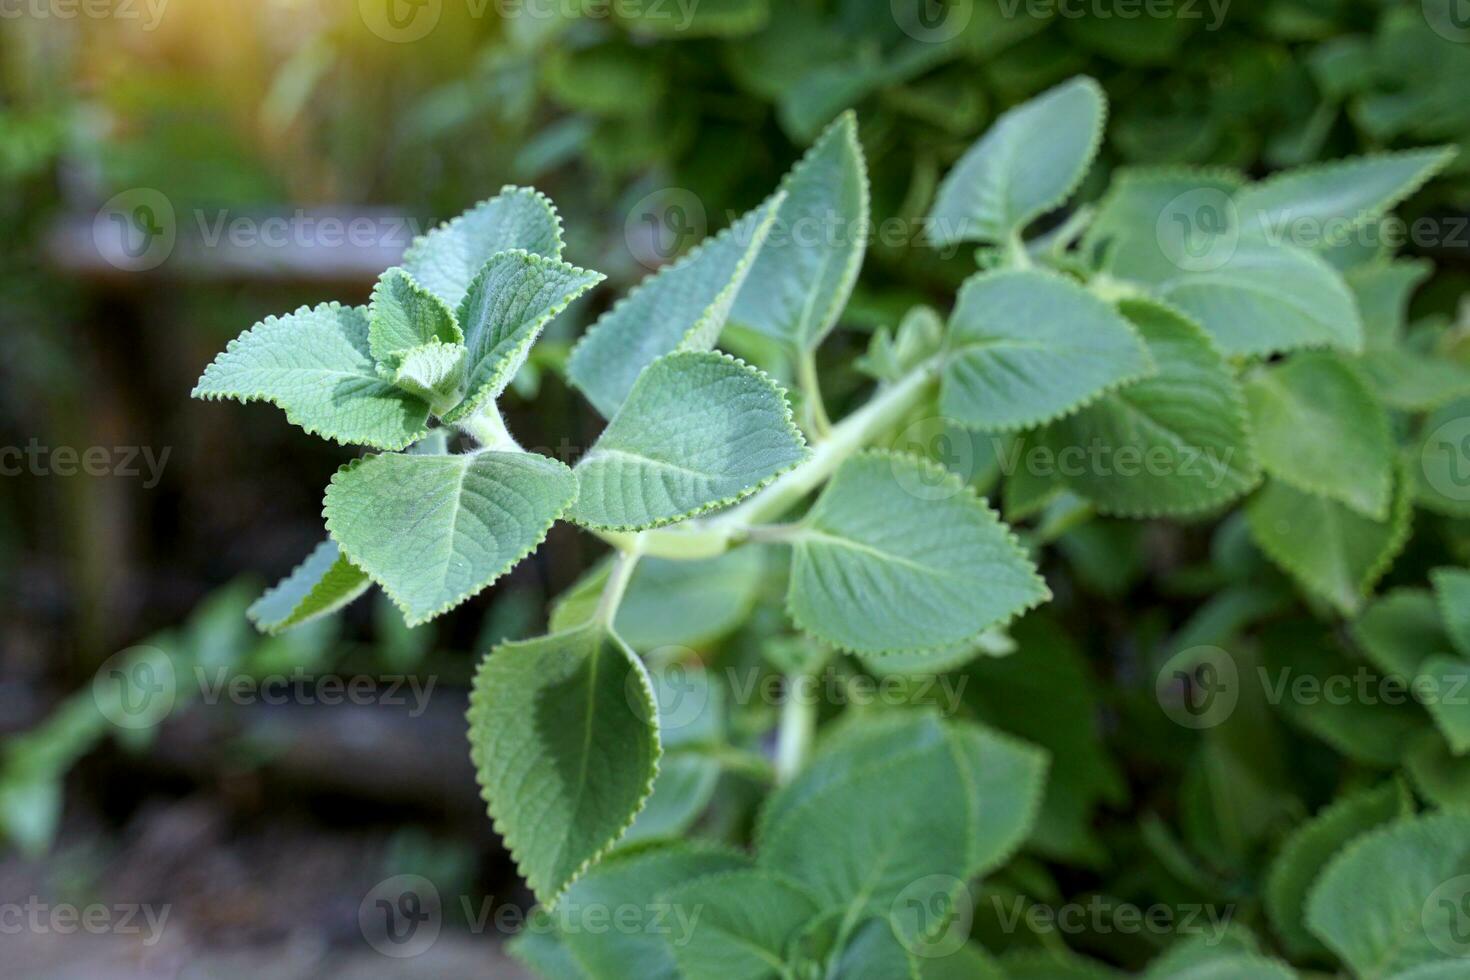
[
  {"x1": 444, "y1": 250, "x2": 604, "y2": 424},
  {"x1": 940, "y1": 267, "x2": 1154, "y2": 432},
  {"x1": 1236, "y1": 147, "x2": 1455, "y2": 243},
  {"x1": 1433, "y1": 567, "x2": 1470, "y2": 658},
  {"x1": 729, "y1": 111, "x2": 868, "y2": 352},
  {"x1": 402, "y1": 186, "x2": 565, "y2": 309},
  {"x1": 246, "y1": 538, "x2": 370, "y2": 635},
  {"x1": 661, "y1": 870, "x2": 819, "y2": 980},
  {"x1": 1246, "y1": 471, "x2": 1411, "y2": 616},
  {"x1": 1157, "y1": 242, "x2": 1364, "y2": 358},
  {"x1": 570, "y1": 352, "x2": 807, "y2": 531},
  {"x1": 928, "y1": 76, "x2": 1105, "y2": 246},
  {"x1": 568, "y1": 196, "x2": 783, "y2": 418},
  {"x1": 1245, "y1": 354, "x2": 1394, "y2": 519},
  {"x1": 1306, "y1": 813, "x2": 1470, "y2": 978},
  {"x1": 323, "y1": 449, "x2": 577, "y2": 625},
  {"x1": 1046, "y1": 298, "x2": 1259, "y2": 517},
  {"x1": 788, "y1": 452, "x2": 1048, "y2": 655},
  {"x1": 1263, "y1": 782, "x2": 1408, "y2": 958},
  {"x1": 468, "y1": 624, "x2": 660, "y2": 907},
  {"x1": 191, "y1": 303, "x2": 431, "y2": 450},
  {"x1": 368, "y1": 267, "x2": 461, "y2": 366}
]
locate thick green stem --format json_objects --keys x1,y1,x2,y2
[
  {"x1": 774, "y1": 679, "x2": 815, "y2": 784},
  {"x1": 796, "y1": 349, "x2": 833, "y2": 440},
  {"x1": 594, "y1": 542, "x2": 642, "y2": 627},
  {"x1": 458, "y1": 403, "x2": 522, "y2": 453}
]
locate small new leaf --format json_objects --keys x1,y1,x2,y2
[
  {"x1": 368, "y1": 267, "x2": 462, "y2": 366},
  {"x1": 569, "y1": 352, "x2": 807, "y2": 531},
  {"x1": 402, "y1": 186, "x2": 565, "y2": 308},
  {"x1": 246, "y1": 538, "x2": 371, "y2": 635}
]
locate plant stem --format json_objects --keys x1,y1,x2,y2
[
  {"x1": 774, "y1": 677, "x2": 815, "y2": 785},
  {"x1": 796, "y1": 349, "x2": 833, "y2": 441},
  {"x1": 594, "y1": 541, "x2": 642, "y2": 627},
  {"x1": 458, "y1": 403, "x2": 522, "y2": 453}
]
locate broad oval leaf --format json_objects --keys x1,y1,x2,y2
[
  {"x1": 568, "y1": 197, "x2": 783, "y2": 418},
  {"x1": 444, "y1": 250, "x2": 604, "y2": 424},
  {"x1": 1352, "y1": 588, "x2": 1448, "y2": 679},
  {"x1": 569, "y1": 352, "x2": 807, "y2": 531},
  {"x1": 928, "y1": 76, "x2": 1105, "y2": 247},
  {"x1": 1044, "y1": 299, "x2": 1260, "y2": 517},
  {"x1": 1306, "y1": 812, "x2": 1470, "y2": 977},
  {"x1": 402, "y1": 185, "x2": 565, "y2": 308},
  {"x1": 192, "y1": 303, "x2": 431, "y2": 450},
  {"x1": 660, "y1": 870, "x2": 820, "y2": 980},
  {"x1": 468, "y1": 624, "x2": 661, "y2": 908},
  {"x1": 323, "y1": 449, "x2": 577, "y2": 625},
  {"x1": 246, "y1": 538, "x2": 371, "y2": 635},
  {"x1": 728, "y1": 111, "x2": 869, "y2": 353},
  {"x1": 367, "y1": 267, "x2": 462, "y2": 366},
  {"x1": 1087, "y1": 167, "x2": 1247, "y2": 284},
  {"x1": 1245, "y1": 354, "x2": 1394, "y2": 519},
  {"x1": 939, "y1": 268, "x2": 1154, "y2": 432},
  {"x1": 787, "y1": 452, "x2": 1048, "y2": 655},
  {"x1": 1433, "y1": 567, "x2": 1470, "y2": 658}
]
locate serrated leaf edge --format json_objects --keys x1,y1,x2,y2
[
  {"x1": 402, "y1": 185, "x2": 567, "y2": 270},
  {"x1": 245, "y1": 542, "x2": 372, "y2": 635}
]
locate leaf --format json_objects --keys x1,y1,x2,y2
[
  {"x1": 246, "y1": 539, "x2": 371, "y2": 635},
  {"x1": 1045, "y1": 298, "x2": 1259, "y2": 517},
  {"x1": 1347, "y1": 259, "x2": 1432, "y2": 349},
  {"x1": 387, "y1": 340, "x2": 467, "y2": 412},
  {"x1": 1234, "y1": 148, "x2": 1455, "y2": 244},
  {"x1": 831, "y1": 918, "x2": 920, "y2": 980},
  {"x1": 1352, "y1": 589, "x2": 1449, "y2": 679},
  {"x1": 402, "y1": 186, "x2": 565, "y2": 308},
  {"x1": 1306, "y1": 812, "x2": 1470, "y2": 977},
  {"x1": 367, "y1": 267, "x2": 462, "y2": 366},
  {"x1": 1004, "y1": 950, "x2": 1124, "y2": 979},
  {"x1": 569, "y1": 352, "x2": 807, "y2": 531},
  {"x1": 538, "y1": 842, "x2": 750, "y2": 979},
  {"x1": 940, "y1": 268, "x2": 1154, "y2": 432},
  {"x1": 928, "y1": 76, "x2": 1106, "y2": 246},
  {"x1": 1433, "y1": 567, "x2": 1470, "y2": 658},
  {"x1": 323, "y1": 450, "x2": 577, "y2": 625},
  {"x1": 1263, "y1": 782, "x2": 1410, "y2": 958},
  {"x1": 1245, "y1": 469, "x2": 1412, "y2": 616},
  {"x1": 467, "y1": 624, "x2": 661, "y2": 907},
  {"x1": 1359, "y1": 347, "x2": 1470, "y2": 413},
  {"x1": 1406, "y1": 731, "x2": 1470, "y2": 813},
  {"x1": 551, "y1": 548, "x2": 766, "y2": 650},
  {"x1": 1087, "y1": 167, "x2": 1246, "y2": 284},
  {"x1": 786, "y1": 452, "x2": 1048, "y2": 655},
  {"x1": 1156, "y1": 242, "x2": 1364, "y2": 357},
  {"x1": 1419, "y1": 656, "x2": 1470, "y2": 754},
  {"x1": 728, "y1": 111, "x2": 868, "y2": 353},
  {"x1": 918, "y1": 943, "x2": 1007, "y2": 980},
  {"x1": 622, "y1": 754, "x2": 721, "y2": 845},
  {"x1": 660, "y1": 870, "x2": 819, "y2": 979},
  {"x1": 192, "y1": 303, "x2": 431, "y2": 450},
  {"x1": 1244, "y1": 354, "x2": 1394, "y2": 519},
  {"x1": 947, "y1": 723, "x2": 1050, "y2": 876},
  {"x1": 443, "y1": 250, "x2": 604, "y2": 424},
  {"x1": 568, "y1": 197, "x2": 783, "y2": 418},
  {"x1": 615, "y1": 0, "x2": 769, "y2": 37}
]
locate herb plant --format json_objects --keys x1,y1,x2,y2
[{"x1": 193, "y1": 76, "x2": 1470, "y2": 977}]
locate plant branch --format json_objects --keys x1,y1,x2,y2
[
  {"x1": 593, "y1": 542, "x2": 642, "y2": 627},
  {"x1": 796, "y1": 349, "x2": 833, "y2": 441}
]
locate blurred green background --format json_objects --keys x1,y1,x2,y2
[{"x1": 4, "y1": 0, "x2": 1470, "y2": 975}]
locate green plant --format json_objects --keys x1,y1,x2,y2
[{"x1": 193, "y1": 76, "x2": 1470, "y2": 976}]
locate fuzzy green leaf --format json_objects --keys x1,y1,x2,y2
[
  {"x1": 787, "y1": 452, "x2": 1048, "y2": 655},
  {"x1": 729, "y1": 112, "x2": 868, "y2": 353},
  {"x1": 1264, "y1": 782, "x2": 1410, "y2": 958},
  {"x1": 1044, "y1": 298, "x2": 1259, "y2": 517},
  {"x1": 323, "y1": 450, "x2": 577, "y2": 625},
  {"x1": 1352, "y1": 589, "x2": 1449, "y2": 679},
  {"x1": 940, "y1": 268, "x2": 1154, "y2": 432},
  {"x1": 569, "y1": 352, "x2": 806, "y2": 531},
  {"x1": 467, "y1": 624, "x2": 661, "y2": 907},
  {"x1": 246, "y1": 539, "x2": 371, "y2": 635},
  {"x1": 928, "y1": 77, "x2": 1105, "y2": 246},
  {"x1": 1433, "y1": 567, "x2": 1470, "y2": 658},
  {"x1": 388, "y1": 340, "x2": 467, "y2": 412},
  {"x1": 367, "y1": 267, "x2": 462, "y2": 366},
  {"x1": 1347, "y1": 260, "x2": 1432, "y2": 349},
  {"x1": 1306, "y1": 812, "x2": 1470, "y2": 977},
  {"x1": 191, "y1": 303, "x2": 431, "y2": 450},
  {"x1": 660, "y1": 870, "x2": 819, "y2": 980},
  {"x1": 568, "y1": 198, "x2": 783, "y2": 418},
  {"x1": 1245, "y1": 354, "x2": 1394, "y2": 519},
  {"x1": 402, "y1": 186, "x2": 565, "y2": 308},
  {"x1": 1088, "y1": 167, "x2": 1246, "y2": 285},
  {"x1": 1419, "y1": 656, "x2": 1470, "y2": 754},
  {"x1": 1246, "y1": 471, "x2": 1412, "y2": 616},
  {"x1": 444, "y1": 251, "x2": 604, "y2": 424}
]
